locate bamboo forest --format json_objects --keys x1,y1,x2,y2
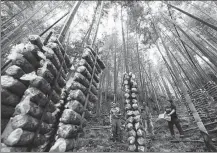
[{"x1": 1, "y1": 1, "x2": 217, "y2": 152}]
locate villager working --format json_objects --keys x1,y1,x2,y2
[
  {"x1": 164, "y1": 100, "x2": 184, "y2": 138},
  {"x1": 110, "y1": 102, "x2": 122, "y2": 142}
]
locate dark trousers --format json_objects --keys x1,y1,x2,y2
[
  {"x1": 168, "y1": 117, "x2": 184, "y2": 136},
  {"x1": 111, "y1": 118, "x2": 121, "y2": 141}
]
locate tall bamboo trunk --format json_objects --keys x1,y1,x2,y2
[
  {"x1": 167, "y1": 3, "x2": 217, "y2": 31},
  {"x1": 121, "y1": 4, "x2": 129, "y2": 73}
]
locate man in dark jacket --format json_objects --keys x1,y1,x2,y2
[{"x1": 164, "y1": 100, "x2": 184, "y2": 138}]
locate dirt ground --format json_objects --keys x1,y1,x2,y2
[{"x1": 76, "y1": 116, "x2": 207, "y2": 152}]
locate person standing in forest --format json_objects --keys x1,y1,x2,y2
[
  {"x1": 164, "y1": 100, "x2": 184, "y2": 138},
  {"x1": 110, "y1": 102, "x2": 122, "y2": 142}
]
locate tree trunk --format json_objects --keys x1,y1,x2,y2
[
  {"x1": 114, "y1": 44, "x2": 117, "y2": 103},
  {"x1": 85, "y1": 1, "x2": 100, "y2": 45},
  {"x1": 92, "y1": 1, "x2": 104, "y2": 46},
  {"x1": 167, "y1": 3, "x2": 217, "y2": 31},
  {"x1": 121, "y1": 4, "x2": 129, "y2": 73}
]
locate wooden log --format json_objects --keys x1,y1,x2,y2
[
  {"x1": 126, "y1": 116, "x2": 134, "y2": 123},
  {"x1": 4, "y1": 128, "x2": 35, "y2": 146},
  {"x1": 125, "y1": 99, "x2": 131, "y2": 104},
  {"x1": 128, "y1": 129, "x2": 136, "y2": 137},
  {"x1": 125, "y1": 104, "x2": 132, "y2": 111},
  {"x1": 43, "y1": 46, "x2": 61, "y2": 71},
  {"x1": 1, "y1": 75, "x2": 27, "y2": 97},
  {"x1": 73, "y1": 72, "x2": 97, "y2": 89},
  {"x1": 53, "y1": 82, "x2": 61, "y2": 95},
  {"x1": 131, "y1": 93, "x2": 137, "y2": 99},
  {"x1": 30, "y1": 76, "x2": 51, "y2": 95},
  {"x1": 57, "y1": 124, "x2": 79, "y2": 139},
  {"x1": 137, "y1": 137, "x2": 145, "y2": 145},
  {"x1": 1, "y1": 143, "x2": 28, "y2": 152},
  {"x1": 128, "y1": 144, "x2": 136, "y2": 151},
  {"x1": 57, "y1": 74, "x2": 66, "y2": 88},
  {"x1": 132, "y1": 104, "x2": 138, "y2": 110},
  {"x1": 135, "y1": 122, "x2": 142, "y2": 130},
  {"x1": 124, "y1": 93, "x2": 130, "y2": 99},
  {"x1": 28, "y1": 35, "x2": 43, "y2": 51},
  {"x1": 65, "y1": 100, "x2": 84, "y2": 114},
  {"x1": 1, "y1": 88, "x2": 20, "y2": 107},
  {"x1": 40, "y1": 60, "x2": 58, "y2": 79},
  {"x1": 14, "y1": 99, "x2": 43, "y2": 119},
  {"x1": 132, "y1": 99, "x2": 138, "y2": 104},
  {"x1": 42, "y1": 112, "x2": 57, "y2": 124},
  {"x1": 131, "y1": 88, "x2": 138, "y2": 93},
  {"x1": 46, "y1": 100, "x2": 57, "y2": 113},
  {"x1": 126, "y1": 123, "x2": 133, "y2": 131},
  {"x1": 79, "y1": 59, "x2": 97, "y2": 75},
  {"x1": 86, "y1": 47, "x2": 106, "y2": 70},
  {"x1": 37, "y1": 64, "x2": 54, "y2": 84},
  {"x1": 77, "y1": 66, "x2": 99, "y2": 83},
  {"x1": 68, "y1": 90, "x2": 86, "y2": 105},
  {"x1": 11, "y1": 114, "x2": 39, "y2": 131},
  {"x1": 10, "y1": 53, "x2": 35, "y2": 73},
  {"x1": 46, "y1": 42, "x2": 67, "y2": 73},
  {"x1": 137, "y1": 129, "x2": 144, "y2": 137},
  {"x1": 127, "y1": 136, "x2": 136, "y2": 144},
  {"x1": 23, "y1": 87, "x2": 48, "y2": 107},
  {"x1": 82, "y1": 51, "x2": 95, "y2": 68},
  {"x1": 5, "y1": 65, "x2": 25, "y2": 79},
  {"x1": 60, "y1": 109, "x2": 83, "y2": 125},
  {"x1": 84, "y1": 49, "x2": 101, "y2": 73},
  {"x1": 134, "y1": 115, "x2": 141, "y2": 123},
  {"x1": 49, "y1": 138, "x2": 76, "y2": 152},
  {"x1": 39, "y1": 122, "x2": 54, "y2": 135},
  {"x1": 138, "y1": 146, "x2": 145, "y2": 152},
  {"x1": 17, "y1": 43, "x2": 40, "y2": 69},
  {"x1": 131, "y1": 81, "x2": 138, "y2": 88},
  {"x1": 32, "y1": 133, "x2": 47, "y2": 147},
  {"x1": 50, "y1": 90, "x2": 61, "y2": 104},
  {"x1": 1, "y1": 104, "x2": 15, "y2": 118},
  {"x1": 70, "y1": 80, "x2": 98, "y2": 96}
]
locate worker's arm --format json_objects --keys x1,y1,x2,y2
[{"x1": 168, "y1": 109, "x2": 175, "y2": 116}]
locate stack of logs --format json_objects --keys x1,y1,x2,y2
[
  {"x1": 204, "y1": 81, "x2": 217, "y2": 116},
  {"x1": 49, "y1": 46, "x2": 105, "y2": 152},
  {"x1": 123, "y1": 72, "x2": 146, "y2": 152},
  {"x1": 1, "y1": 35, "x2": 72, "y2": 152},
  {"x1": 181, "y1": 92, "x2": 194, "y2": 122},
  {"x1": 190, "y1": 89, "x2": 216, "y2": 123}
]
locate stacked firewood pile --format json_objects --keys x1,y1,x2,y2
[
  {"x1": 49, "y1": 46, "x2": 105, "y2": 152},
  {"x1": 181, "y1": 92, "x2": 194, "y2": 122},
  {"x1": 204, "y1": 81, "x2": 217, "y2": 115},
  {"x1": 1, "y1": 35, "x2": 72, "y2": 152},
  {"x1": 123, "y1": 72, "x2": 146, "y2": 152},
  {"x1": 190, "y1": 89, "x2": 216, "y2": 123},
  {"x1": 204, "y1": 81, "x2": 217, "y2": 102}
]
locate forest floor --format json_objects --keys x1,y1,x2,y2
[{"x1": 75, "y1": 115, "x2": 207, "y2": 152}]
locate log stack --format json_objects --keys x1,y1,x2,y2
[
  {"x1": 1, "y1": 43, "x2": 43, "y2": 133},
  {"x1": 49, "y1": 46, "x2": 105, "y2": 152},
  {"x1": 1, "y1": 35, "x2": 71, "y2": 152},
  {"x1": 181, "y1": 92, "x2": 195, "y2": 122},
  {"x1": 204, "y1": 81, "x2": 217, "y2": 118},
  {"x1": 190, "y1": 89, "x2": 216, "y2": 123},
  {"x1": 123, "y1": 72, "x2": 146, "y2": 152}
]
